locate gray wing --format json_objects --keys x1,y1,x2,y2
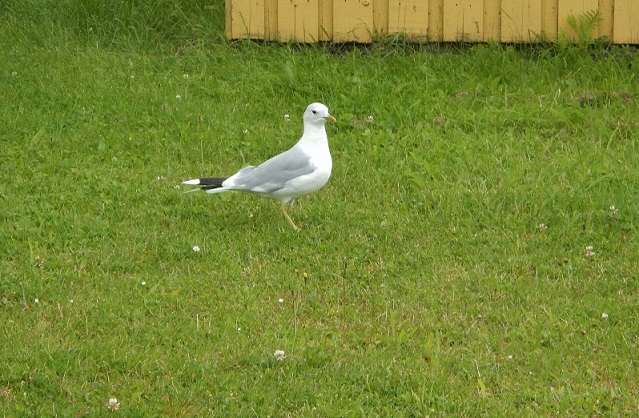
[{"x1": 228, "y1": 146, "x2": 314, "y2": 193}]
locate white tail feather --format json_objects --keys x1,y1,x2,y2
[{"x1": 205, "y1": 188, "x2": 229, "y2": 194}]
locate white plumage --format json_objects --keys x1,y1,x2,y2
[{"x1": 183, "y1": 102, "x2": 336, "y2": 230}]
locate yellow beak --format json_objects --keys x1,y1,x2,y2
[{"x1": 326, "y1": 115, "x2": 336, "y2": 123}]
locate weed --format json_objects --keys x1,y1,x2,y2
[{"x1": 559, "y1": 10, "x2": 606, "y2": 46}]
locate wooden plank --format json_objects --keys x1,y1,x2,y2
[
  {"x1": 333, "y1": 0, "x2": 374, "y2": 42},
  {"x1": 387, "y1": 0, "x2": 429, "y2": 40},
  {"x1": 501, "y1": 0, "x2": 542, "y2": 42},
  {"x1": 442, "y1": 1, "x2": 483, "y2": 42},
  {"x1": 557, "y1": 0, "x2": 599, "y2": 41},
  {"x1": 278, "y1": 0, "x2": 296, "y2": 41},
  {"x1": 225, "y1": 0, "x2": 233, "y2": 39},
  {"x1": 300, "y1": 0, "x2": 320, "y2": 41},
  {"x1": 319, "y1": 0, "x2": 334, "y2": 41},
  {"x1": 483, "y1": 0, "x2": 501, "y2": 42},
  {"x1": 265, "y1": 0, "x2": 278, "y2": 40},
  {"x1": 614, "y1": 0, "x2": 639, "y2": 43},
  {"x1": 541, "y1": 0, "x2": 559, "y2": 40},
  {"x1": 428, "y1": 0, "x2": 444, "y2": 41},
  {"x1": 230, "y1": 0, "x2": 266, "y2": 38},
  {"x1": 277, "y1": 0, "x2": 320, "y2": 42},
  {"x1": 598, "y1": 0, "x2": 613, "y2": 40},
  {"x1": 373, "y1": 0, "x2": 389, "y2": 37}
]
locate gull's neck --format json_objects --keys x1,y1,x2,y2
[{"x1": 301, "y1": 123, "x2": 328, "y2": 144}]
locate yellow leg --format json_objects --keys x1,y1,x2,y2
[{"x1": 279, "y1": 204, "x2": 299, "y2": 231}]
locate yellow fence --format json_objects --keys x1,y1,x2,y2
[{"x1": 225, "y1": 0, "x2": 639, "y2": 43}]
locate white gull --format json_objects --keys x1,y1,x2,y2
[{"x1": 183, "y1": 102, "x2": 336, "y2": 230}]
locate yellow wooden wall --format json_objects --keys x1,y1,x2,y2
[{"x1": 226, "y1": 0, "x2": 639, "y2": 43}]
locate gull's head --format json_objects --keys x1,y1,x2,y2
[{"x1": 303, "y1": 102, "x2": 336, "y2": 125}]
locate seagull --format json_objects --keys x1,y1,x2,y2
[{"x1": 183, "y1": 102, "x2": 336, "y2": 230}]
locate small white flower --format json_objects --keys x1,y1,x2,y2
[
  {"x1": 274, "y1": 350, "x2": 286, "y2": 361},
  {"x1": 141, "y1": 281, "x2": 146, "y2": 286},
  {"x1": 237, "y1": 327, "x2": 241, "y2": 331},
  {"x1": 176, "y1": 94, "x2": 182, "y2": 100},
  {"x1": 107, "y1": 398, "x2": 120, "y2": 411},
  {"x1": 34, "y1": 298, "x2": 39, "y2": 304},
  {"x1": 585, "y1": 245, "x2": 595, "y2": 257},
  {"x1": 278, "y1": 298, "x2": 284, "y2": 303},
  {"x1": 507, "y1": 355, "x2": 513, "y2": 360},
  {"x1": 602, "y1": 312, "x2": 609, "y2": 319},
  {"x1": 192, "y1": 246, "x2": 200, "y2": 252},
  {"x1": 538, "y1": 223, "x2": 547, "y2": 231},
  {"x1": 243, "y1": 129, "x2": 249, "y2": 135},
  {"x1": 283, "y1": 114, "x2": 291, "y2": 122},
  {"x1": 366, "y1": 115, "x2": 374, "y2": 122},
  {"x1": 11, "y1": 71, "x2": 18, "y2": 76},
  {"x1": 183, "y1": 73, "x2": 189, "y2": 79},
  {"x1": 610, "y1": 205, "x2": 618, "y2": 216},
  {"x1": 69, "y1": 299, "x2": 74, "y2": 304}
]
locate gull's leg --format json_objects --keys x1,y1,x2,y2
[{"x1": 279, "y1": 204, "x2": 299, "y2": 231}]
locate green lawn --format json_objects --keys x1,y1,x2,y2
[{"x1": 1, "y1": 1, "x2": 638, "y2": 416}]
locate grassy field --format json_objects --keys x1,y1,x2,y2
[{"x1": 2, "y1": 1, "x2": 639, "y2": 416}]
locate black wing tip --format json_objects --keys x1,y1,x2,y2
[{"x1": 183, "y1": 177, "x2": 228, "y2": 190}]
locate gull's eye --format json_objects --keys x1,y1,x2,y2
[{"x1": 312, "y1": 110, "x2": 317, "y2": 114}]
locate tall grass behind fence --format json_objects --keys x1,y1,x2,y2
[{"x1": 2, "y1": 0, "x2": 226, "y2": 49}]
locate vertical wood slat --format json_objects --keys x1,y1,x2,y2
[
  {"x1": 614, "y1": 0, "x2": 639, "y2": 43},
  {"x1": 229, "y1": 0, "x2": 266, "y2": 39},
  {"x1": 442, "y1": 0, "x2": 483, "y2": 42},
  {"x1": 483, "y1": 0, "x2": 501, "y2": 42},
  {"x1": 541, "y1": 0, "x2": 559, "y2": 40},
  {"x1": 387, "y1": 0, "x2": 429, "y2": 41},
  {"x1": 333, "y1": 0, "x2": 374, "y2": 42},
  {"x1": 373, "y1": 0, "x2": 389, "y2": 37},
  {"x1": 226, "y1": 0, "x2": 638, "y2": 44},
  {"x1": 265, "y1": 0, "x2": 278, "y2": 40},
  {"x1": 277, "y1": 0, "x2": 319, "y2": 42},
  {"x1": 598, "y1": 0, "x2": 614, "y2": 40},
  {"x1": 318, "y1": 0, "x2": 333, "y2": 41},
  {"x1": 225, "y1": 0, "x2": 233, "y2": 39},
  {"x1": 427, "y1": 0, "x2": 443, "y2": 41},
  {"x1": 501, "y1": 0, "x2": 542, "y2": 42}
]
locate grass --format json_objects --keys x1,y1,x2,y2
[{"x1": 1, "y1": 1, "x2": 639, "y2": 416}]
